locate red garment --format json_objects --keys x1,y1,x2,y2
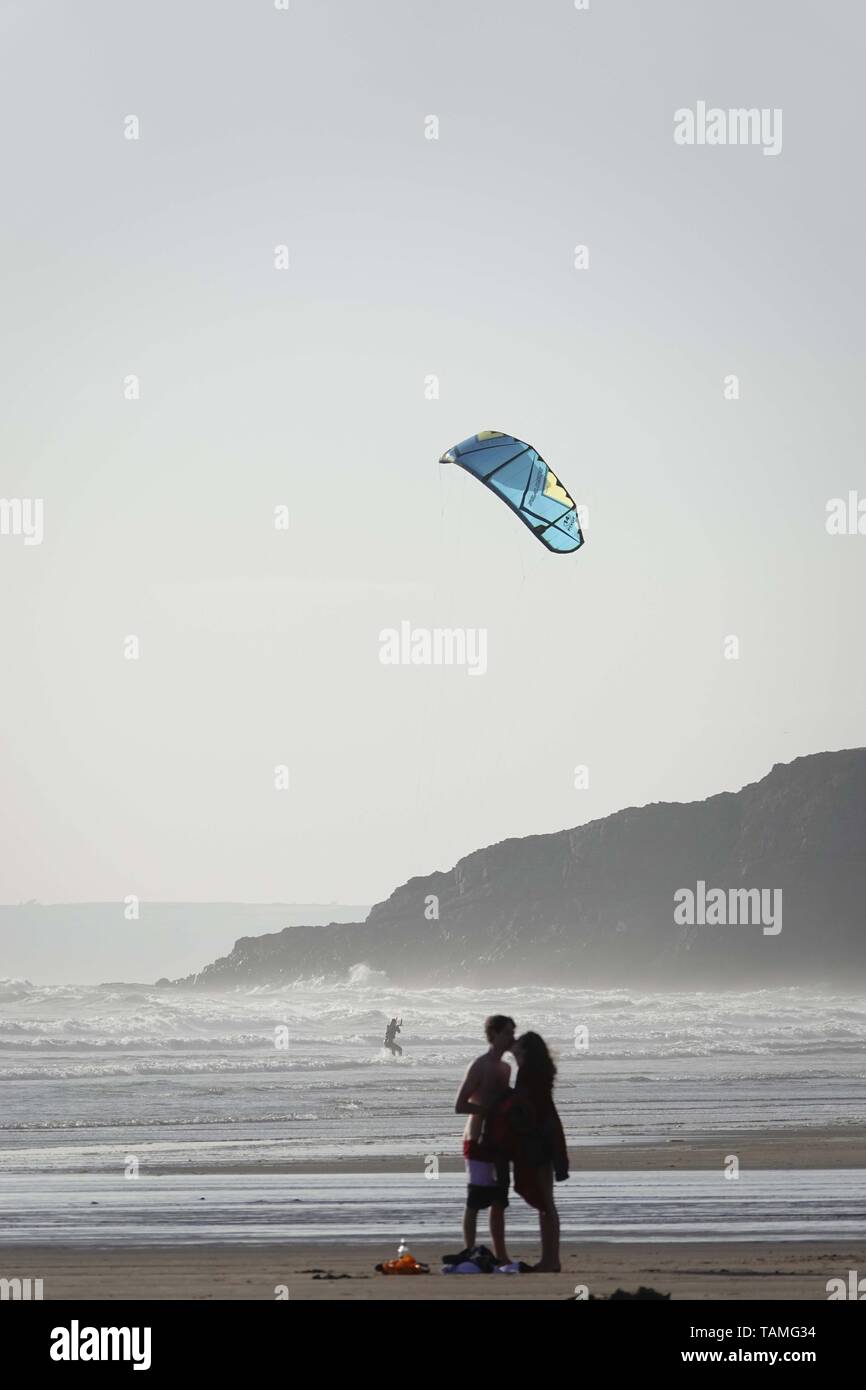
[{"x1": 462, "y1": 1138, "x2": 494, "y2": 1161}]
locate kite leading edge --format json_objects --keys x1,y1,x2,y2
[{"x1": 439, "y1": 430, "x2": 584, "y2": 554}]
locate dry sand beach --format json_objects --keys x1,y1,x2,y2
[{"x1": 10, "y1": 1239, "x2": 866, "y2": 1301}]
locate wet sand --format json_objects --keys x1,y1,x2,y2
[
  {"x1": 5, "y1": 1126, "x2": 863, "y2": 1301},
  {"x1": 142, "y1": 1124, "x2": 866, "y2": 1175}
]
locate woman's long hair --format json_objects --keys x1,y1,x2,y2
[{"x1": 516, "y1": 1031, "x2": 557, "y2": 1088}]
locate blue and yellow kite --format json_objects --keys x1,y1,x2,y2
[{"x1": 439, "y1": 430, "x2": 584, "y2": 554}]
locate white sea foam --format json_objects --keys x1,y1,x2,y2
[{"x1": 0, "y1": 982, "x2": 864, "y2": 1173}]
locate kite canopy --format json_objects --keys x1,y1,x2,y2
[{"x1": 439, "y1": 430, "x2": 584, "y2": 554}]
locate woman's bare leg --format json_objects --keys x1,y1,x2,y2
[
  {"x1": 489, "y1": 1203, "x2": 510, "y2": 1264},
  {"x1": 532, "y1": 1166, "x2": 560, "y2": 1271}
]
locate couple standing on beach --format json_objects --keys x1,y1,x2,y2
[{"x1": 454, "y1": 1014, "x2": 569, "y2": 1272}]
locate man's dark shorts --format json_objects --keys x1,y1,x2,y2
[{"x1": 464, "y1": 1142, "x2": 510, "y2": 1209}]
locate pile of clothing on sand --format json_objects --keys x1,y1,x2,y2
[{"x1": 442, "y1": 1245, "x2": 532, "y2": 1275}]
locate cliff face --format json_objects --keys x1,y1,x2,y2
[{"x1": 178, "y1": 750, "x2": 866, "y2": 989}]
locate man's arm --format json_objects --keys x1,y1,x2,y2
[{"x1": 454, "y1": 1059, "x2": 484, "y2": 1114}]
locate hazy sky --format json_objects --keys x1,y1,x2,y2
[{"x1": 1, "y1": 0, "x2": 863, "y2": 908}]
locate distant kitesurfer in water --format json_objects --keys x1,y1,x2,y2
[{"x1": 384, "y1": 1017, "x2": 403, "y2": 1056}]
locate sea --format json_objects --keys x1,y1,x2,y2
[{"x1": 1, "y1": 975, "x2": 864, "y2": 1244}]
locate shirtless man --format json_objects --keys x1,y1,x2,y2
[{"x1": 454, "y1": 1015, "x2": 515, "y2": 1265}]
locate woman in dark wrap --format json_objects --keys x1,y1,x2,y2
[{"x1": 489, "y1": 1031, "x2": 569, "y2": 1271}]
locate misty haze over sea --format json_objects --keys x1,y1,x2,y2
[{"x1": 0, "y1": 903, "x2": 369, "y2": 985}]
